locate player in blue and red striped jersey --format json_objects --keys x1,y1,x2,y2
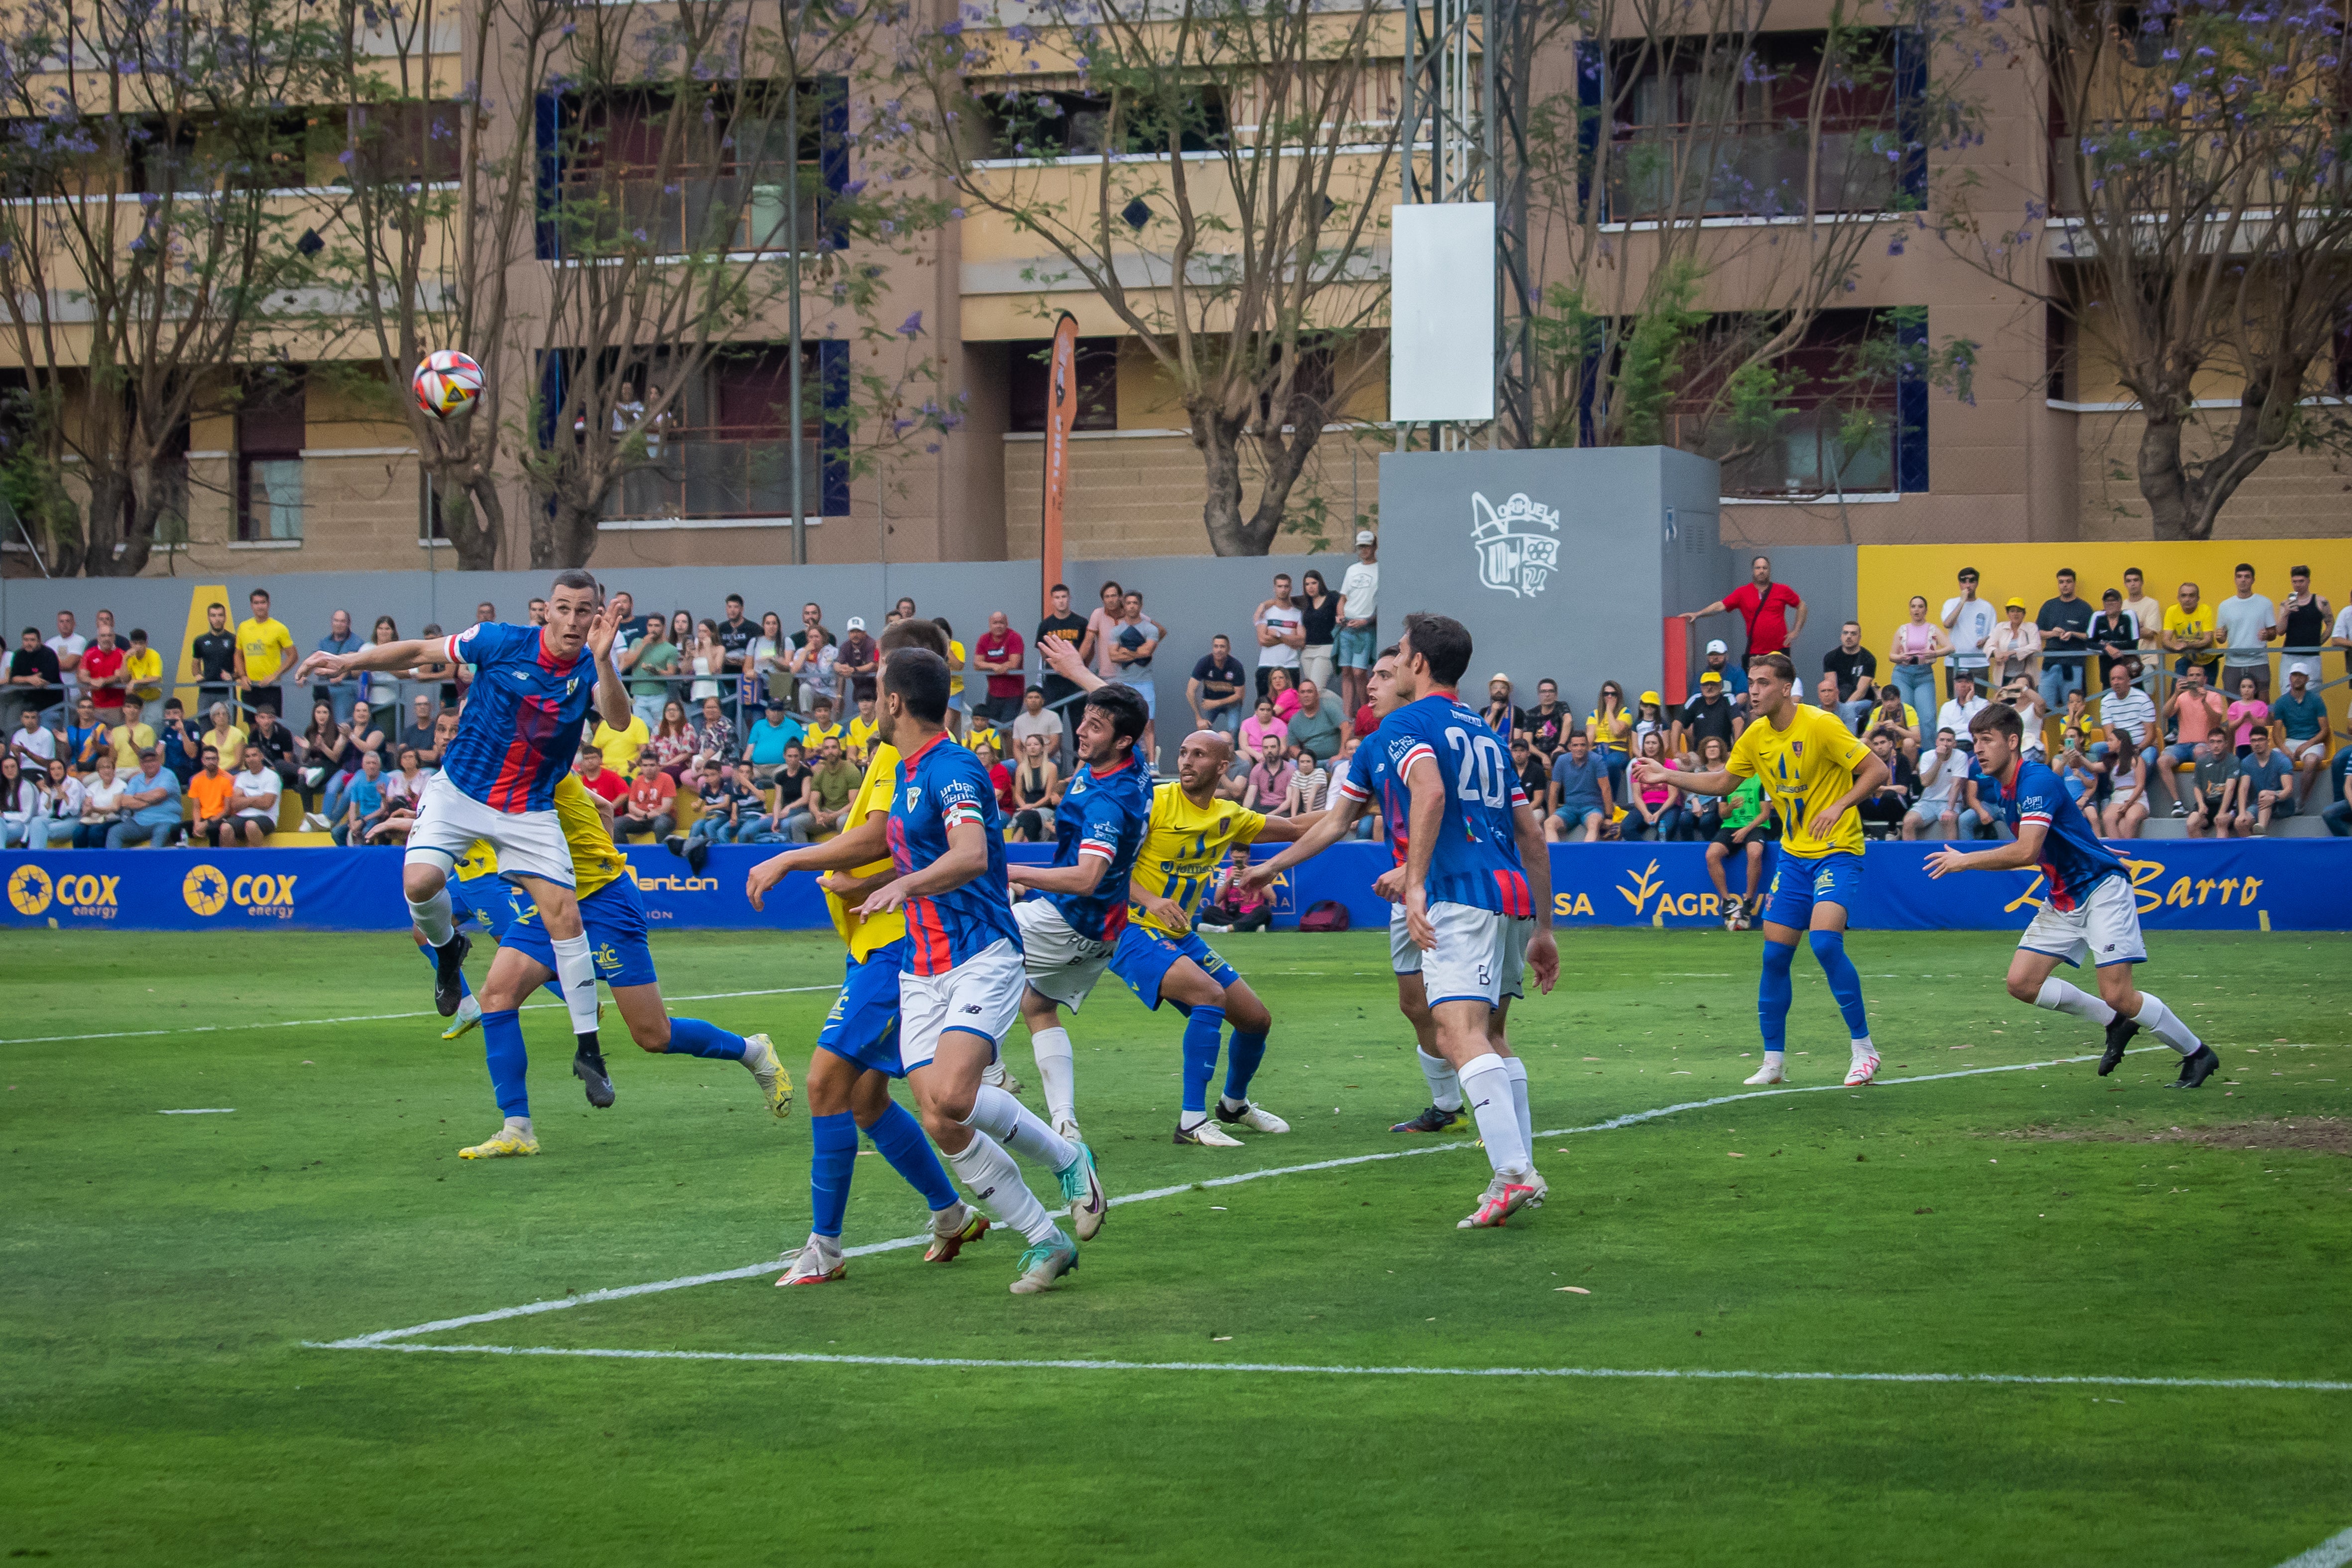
[
  {"x1": 293, "y1": 570, "x2": 630, "y2": 1100},
  {"x1": 1928, "y1": 702, "x2": 2218, "y2": 1087},
  {"x1": 853, "y1": 647, "x2": 1107, "y2": 1295},
  {"x1": 1005, "y1": 681, "x2": 1154, "y2": 1143},
  {"x1": 1240, "y1": 615, "x2": 1560, "y2": 1230}
]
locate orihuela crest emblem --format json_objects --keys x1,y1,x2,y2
[{"x1": 1470, "y1": 490, "x2": 1561, "y2": 600}]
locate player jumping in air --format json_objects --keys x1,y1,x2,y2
[
  {"x1": 1241, "y1": 614, "x2": 1560, "y2": 1228},
  {"x1": 745, "y1": 618, "x2": 991, "y2": 1287},
  {"x1": 852, "y1": 647, "x2": 1106, "y2": 1294},
  {"x1": 452, "y1": 773, "x2": 789, "y2": 1157},
  {"x1": 1636, "y1": 652, "x2": 1889, "y2": 1088},
  {"x1": 294, "y1": 571, "x2": 628, "y2": 1103},
  {"x1": 1926, "y1": 703, "x2": 2218, "y2": 1086}
]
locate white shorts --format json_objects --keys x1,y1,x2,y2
[
  {"x1": 1014, "y1": 896, "x2": 1115, "y2": 1011},
  {"x1": 898, "y1": 938, "x2": 1024, "y2": 1071},
  {"x1": 2020, "y1": 873, "x2": 2146, "y2": 970},
  {"x1": 1498, "y1": 915, "x2": 1534, "y2": 1002},
  {"x1": 1421, "y1": 902, "x2": 1515, "y2": 1009},
  {"x1": 1389, "y1": 902, "x2": 1421, "y2": 976},
  {"x1": 2284, "y1": 736, "x2": 2327, "y2": 766},
  {"x1": 403, "y1": 772, "x2": 575, "y2": 887}
]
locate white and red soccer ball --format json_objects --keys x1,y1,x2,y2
[{"x1": 412, "y1": 349, "x2": 484, "y2": 421}]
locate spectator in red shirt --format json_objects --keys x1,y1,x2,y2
[
  {"x1": 616, "y1": 757, "x2": 678, "y2": 842},
  {"x1": 79, "y1": 625, "x2": 127, "y2": 719},
  {"x1": 970, "y1": 610, "x2": 1027, "y2": 728},
  {"x1": 976, "y1": 737, "x2": 1015, "y2": 809},
  {"x1": 575, "y1": 742, "x2": 630, "y2": 806},
  {"x1": 1683, "y1": 555, "x2": 1806, "y2": 660}
]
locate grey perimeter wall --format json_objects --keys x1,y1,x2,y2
[{"x1": 0, "y1": 481, "x2": 1859, "y2": 729}]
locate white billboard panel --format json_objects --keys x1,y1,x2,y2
[{"x1": 1388, "y1": 203, "x2": 1495, "y2": 423}]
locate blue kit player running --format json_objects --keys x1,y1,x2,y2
[
  {"x1": 853, "y1": 648, "x2": 1106, "y2": 1295},
  {"x1": 1639, "y1": 652, "x2": 1889, "y2": 1089},
  {"x1": 294, "y1": 571, "x2": 629, "y2": 1092},
  {"x1": 1926, "y1": 703, "x2": 2217, "y2": 1087},
  {"x1": 745, "y1": 618, "x2": 990, "y2": 1288},
  {"x1": 1006, "y1": 682, "x2": 1154, "y2": 1142},
  {"x1": 1242, "y1": 614, "x2": 1559, "y2": 1230},
  {"x1": 452, "y1": 773, "x2": 789, "y2": 1157}
]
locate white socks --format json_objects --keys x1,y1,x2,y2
[
  {"x1": 1458, "y1": 1054, "x2": 1530, "y2": 1179},
  {"x1": 1030, "y1": 1025, "x2": 1078, "y2": 1128},
  {"x1": 945, "y1": 1133, "x2": 1058, "y2": 1245},
  {"x1": 408, "y1": 886, "x2": 456, "y2": 947},
  {"x1": 2132, "y1": 993, "x2": 2203, "y2": 1057},
  {"x1": 505, "y1": 1114, "x2": 531, "y2": 1135},
  {"x1": 1501, "y1": 1055, "x2": 1531, "y2": 1155},
  {"x1": 1417, "y1": 1048, "x2": 1462, "y2": 1112},
  {"x1": 549, "y1": 932, "x2": 601, "y2": 1035},
  {"x1": 2035, "y1": 977, "x2": 2117, "y2": 1026},
  {"x1": 965, "y1": 1084, "x2": 1078, "y2": 1172}
]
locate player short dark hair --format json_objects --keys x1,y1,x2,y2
[
  {"x1": 550, "y1": 568, "x2": 597, "y2": 596},
  {"x1": 1401, "y1": 612, "x2": 1473, "y2": 686},
  {"x1": 1083, "y1": 683, "x2": 1148, "y2": 747},
  {"x1": 1970, "y1": 703, "x2": 2024, "y2": 744},
  {"x1": 878, "y1": 616, "x2": 947, "y2": 659},
  {"x1": 1747, "y1": 651, "x2": 1796, "y2": 683},
  {"x1": 1377, "y1": 643, "x2": 1400, "y2": 662},
  {"x1": 882, "y1": 647, "x2": 950, "y2": 723}
]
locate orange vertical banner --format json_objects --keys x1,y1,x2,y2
[{"x1": 1040, "y1": 311, "x2": 1079, "y2": 615}]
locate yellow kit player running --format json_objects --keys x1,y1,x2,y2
[{"x1": 1632, "y1": 652, "x2": 1889, "y2": 1088}]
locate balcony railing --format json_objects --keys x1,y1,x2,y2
[
  {"x1": 1608, "y1": 123, "x2": 1902, "y2": 220},
  {"x1": 557, "y1": 171, "x2": 820, "y2": 255},
  {"x1": 1666, "y1": 404, "x2": 1896, "y2": 498},
  {"x1": 602, "y1": 432, "x2": 823, "y2": 520}
]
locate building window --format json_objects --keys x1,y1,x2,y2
[
  {"x1": 1009, "y1": 337, "x2": 1120, "y2": 432},
  {"x1": 967, "y1": 82, "x2": 1230, "y2": 160},
  {"x1": 557, "y1": 88, "x2": 823, "y2": 255},
  {"x1": 1663, "y1": 310, "x2": 1903, "y2": 498},
  {"x1": 600, "y1": 345, "x2": 829, "y2": 520},
  {"x1": 348, "y1": 101, "x2": 463, "y2": 185},
  {"x1": 236, "y1": 367, "x2": 305, "y2": 542}
]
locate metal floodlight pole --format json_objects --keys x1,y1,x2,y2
[{"x1": 785, "y1": 68, "x2": 806, "y2": 567}]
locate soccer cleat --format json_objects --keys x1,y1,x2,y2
[
  {"x1": 1722, "y1": 910, "x2": 1741, "y2": 933},
  {"x1": 996, "y1": 1067, "x2": 1025, "y2": 1099},
  {"x1": 1057, "y1": 1142, "x2": 1108, "y2": 1241},
  {"x1": 1052, "y1": 1114, "x2": 1083, "y2": 1145},
  {"x1": 742, "y1": 1033, "x2": 793, "y2": 1118},
  {"x1": 573, "y1": 1041, "x2": 616, "y2": 1108},
  {"x1": 1214, "y1": 1100, "x2": 1291, "y2": 1134},
  {"x1": 1520, "y1": 1168, "x2": 1550, "y2": 1208},
  {"x1": 1744, "y1": 1060, "x2": 1786, "y2": 1086},
  {"x1": 2171, "y1": 1043, "x2": 2221, "y2": 1089},
  {"x1": 1458, "y1": 1174, "x2": 1538, "y2": 1229},
  {"x1": 1843, "y1": 1049, "x2": 1880, "y2": 1087},
  {"x1": 1391, "y1": 1104, "x2": 1463, "y2": 1134},
  {"x1": 924, "y1": 1203, "x2": 989, "y2": 1263},
  {"x1": 2099, "y1": 1014, "x2": 2139, "y2": 1076},
  {"x1": 1174, "y1": 1118, "x2": 1243, "y2": 1148},
  {"x1": 441, "y1": 995, "x2": 483, "y2": 1040},
  {"x1": 776, "y1": 1237, "x2": 846, "y2": 1286},
  {"x1": 432, "y1": 931, "x2": 471, "y2": 1017},
  {"x1": 1008, "y1": 1229, "x2": 1078, "y2": 1295},
  {"x1": 459, "y1": 1123, "x2": 539, "y2": 1159}
]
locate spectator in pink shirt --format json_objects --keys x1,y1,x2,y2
[{"x1": 1239, "y1": 697, "x2": 1288, "y2": 758}]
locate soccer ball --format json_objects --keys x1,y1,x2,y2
[{"x1": 413, "y1": 350, "x2": 484, "y2": 421}]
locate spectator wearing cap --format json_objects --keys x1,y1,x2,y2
[
  {"x1": 970, "y1": 610, "x2": 1027, "y2": 727},
  {"x1": 1698, "y1": 638, "x2": 1748, "y2": 696},
  {"x1": 1483, "y1": 674, "x2": 1527, "y2": 743},
  {"x1": 1985, "y1": 597, "x2": 2042, "y2": 689},
  {"x1": 1820, "y1": 620, "x2": 1880, "y2": 732},
  {"x1": 2274, "y1": 666, "x2": 2331, "y2": 811},
  {"x1": 106, "y1": 748, "x2": 184, "y2": 847},
  {"x1": 1674, "y1": 669, "x2": 1741, "y2": 759},
  {"x1": 743, "y1": 699, "x2": 806, "y2": 788},
  {"x1": 834, "y1": 616, "x2": 878, "y2": 714},
  {"x1": 1337, "y1": 529, "x2": 1380, "y2": 714},
  {"x1": 1682, "y1": 554, "x2": 1804, "y2": 663},
  {"x1": 1288, "y1": 678, "x2": 1343, "y2": 768},
  {"x1": 1188, "y1": 633, "x2": 1247, "y2": 741},
  {"x1": 2036, "y1": 569, "x2": 2096, "y2": 711},
  {"x1": 1941, "y1": 566, "x2": 1997, "y2": 699},
  {"x1": 2088, "y1": 589, "x2": 2141, "y2": 690}
]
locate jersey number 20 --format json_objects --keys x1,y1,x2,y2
[{"x1": 1444, "y1": 727, "x2": 1510, "y2": 808}]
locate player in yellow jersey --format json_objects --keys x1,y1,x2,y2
[
  {"x1": 744, "y1": 618, "x2": 987, "y2": 1285},
  {"x1": 1632, "y1": 652, "x2": 1889, "y2": 1088},
  {"x1": 453, "y1": 770, "x2": 789, "y2": 1158}
]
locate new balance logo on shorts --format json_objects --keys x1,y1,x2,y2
[{"x1": 961, "y1": 1003, "x2": 983, "y2": 1014}]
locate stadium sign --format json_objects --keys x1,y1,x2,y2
[{"x1": 1469, "y1": 490, "x2": 1561, "y2": 600}]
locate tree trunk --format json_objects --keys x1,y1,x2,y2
[
  {"x1": 1194, "y1": 410, "x2": 1255, "y2": 556},
  {"x1": 79, "y1": 468, "x2": 136, "y2": 578},
  {"x1": 1243, "y1": 417, "x2": 1324, "y2": 556},
  {"x1": 430, "y1": 465, "x2": 504, "y2": 572},
  {"x1": 2133, "y1": 406, "x2": 2204, "y2": 541},
  {"x1": 536, "y1": 494, "x2": 603, "y2": 570}
]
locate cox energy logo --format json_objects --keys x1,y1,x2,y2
[
  {"x1": 183, "y1": 864, "x2": 299, "y2": 920},
  {"x1": 8, "y1": 864, "x2": 121, "y2": 920}
]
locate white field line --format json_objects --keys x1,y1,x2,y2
[
  {"x1": 0, "y1": 984, "x2": 839, "y2": 1047},
  {"x1": 299, "y1": 1339, "x2": 2352, "y2": 1394},
  {"x1": 2277, "y1": 1527, "x2": 2352, "y2": 1568},
  {"x1": 320, "y1": 1042, "x2": 2307, "y2": 1352},
  {"x1": 158, "y1": 1108, "x2": 235, "y2": 1115}
]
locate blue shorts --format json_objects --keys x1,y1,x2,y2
[
  {"x1": 1335, "y1": 623, "x2": 1378, "y2": 669},
  {"x1": 817, "y1": 940, "x2": 907, "y2": 1077},
  {"x1": 498, "y1": 879, "x2": 658, "y2": 988},
  {"x1": 452, "y1": 873, "x2": 527, "y2": 941},
  {"x1": 1111, "y1": 923, "x2": 1238, "y2": 1013},
  {"x1": 1762, "y1": 850, "x2": 1863, "y2": 931}
]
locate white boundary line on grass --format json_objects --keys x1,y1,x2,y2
[
  {"x1": 2277, "y1": 1527, "x2": 2352, "y2": 1568},
  {"x1": 318, "y1": 1042, "x2": 2335, "y2": 1353},
  {"x1": 0, "y1": 985, "x2": 839, "y2": 1046}
]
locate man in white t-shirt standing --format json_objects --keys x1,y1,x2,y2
[
  {"x1": 46, "y1": 609, "x2": 86, "y2": 716},
  {"x1": 1336, "y1": 530, "x2": 1380, "y2": 716},
  {"x1": 1940, "y1": 566, "x2": 1995, "y2": 700},
  {"x1": 2212, "y1": 562, "x2": 2278, "y2": 700},
  {"x1": 1252, "y1": 571, "x2": 1305, "y2": 702}
]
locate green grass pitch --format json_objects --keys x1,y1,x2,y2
[{"x1": 2, "y1": 925, "x2": 2348, "y2": 1565}]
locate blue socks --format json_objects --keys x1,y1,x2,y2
[
  {"x1": 482, "y1": 1008, "x2": 529, "y2": 1118},
  {"x1": 1758, "y1": 940, "x2": 1796, "y2": 1054},
  {"x1": 866, "y1": 1099, "x2": 959, "y2": 1212},
  {"x1": 809, "y1": 1112, "x2": 858, "y2": 1239},
  {"x1": 1181, "y1": 1006, "x2": 1227, "y2": 1114},
  {"x1": 1223, "y1": 1029, "x2": 1267, "y2": 1104},
  {"x1": 1808, "y1": 930, "x2": 1871, "y2": 1039},
  {"x1": 664, "y1": 1016, "x2": 747, "y2": 1060}
]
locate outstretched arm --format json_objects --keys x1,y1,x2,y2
[
  {"x1": 1232, "y1": 794, "x2": 1365, "y2": 888},
  {"x1": 745, "y1": 815, "x2": 887, "y2": 910},
  {"x1": 1008, "y1": 852, "x2": 1111, "y2": 895},
  {"x1": 1926, "y1": 819, "x2": 2045, "y2": 878},
  {"x1": 292, "y1": 637, "x2": 442, "y2": 685}
]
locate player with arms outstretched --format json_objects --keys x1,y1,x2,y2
[
  {"x1": 1926, "y1": 703, "x2": 2218, "y2": 1086},
  {"x1": 454, "y1": 772, "x2": 789, "y2": 1157},
  {"x1": 1241, "y1": 613, "x2": 1560, "y2": 1228},
  {"x1": 1636, "y1": 652, "x2": 1888, "y2": 1088},
  {"x1": 294, "y1": 570, "x2": 628, "y2": 1100}
]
